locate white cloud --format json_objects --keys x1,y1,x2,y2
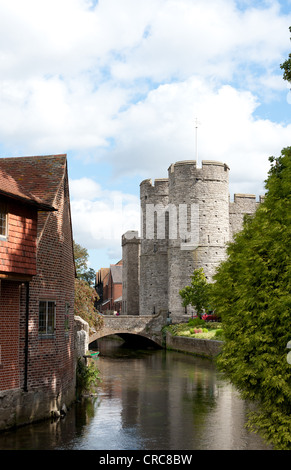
[
  {"x1": 0, "y1": 0, "x2": 290, "y2": 267},
  {"x1": 108, "y1": 77, "x2": 291, "y2": 195},
  {"x1": 110, "y1": 0, "x2": 291, "y2": 83},
  {"x1": 70, "y1": 178, "x2": 140, "y2": 257},
  {"x1": 0, "y1": 0, "x2": 289, "y2": 157}
]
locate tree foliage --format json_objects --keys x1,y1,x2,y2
[
  {"x1": 74, "y1": 278, "x2": 103, "y2": 331},
  {"x1": 74, "y1": 240, "x2": 89, "y2": 276},
  {"x1": 73, "y1": 241, "x2": 102, "y2": 331},
  {"x1": 73, "y1": 240, "x2": 96, "y2": 286},
  {"x1": 211, "y1": 147, "x2": 291, "y2": 449},
  {"x1": 280, "y1": 26, "x2": 291, "y2": 84},
  {"x1": 179, "y1": 268, "x2": 212, "y2": 317}
]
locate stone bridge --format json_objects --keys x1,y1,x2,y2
[{"x1": 89, "y1": 311, "x2": 169, "y2": 348}]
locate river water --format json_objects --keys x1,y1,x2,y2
[{"x1": 0, "y1": 337, "x2": 271, "y2": 451}]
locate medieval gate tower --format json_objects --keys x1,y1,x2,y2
[{"x1": 122, "y1": 160, "x2": 263, "y2": 323}]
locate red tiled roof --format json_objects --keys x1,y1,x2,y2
[
  {"x1": 0, "y1": 154, "x2": 67, "y2": 208},
  {"x1": 0, "y1": 167, "x2": 55, "y2": 211}
]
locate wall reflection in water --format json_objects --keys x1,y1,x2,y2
[{"x1": 0, "y1": 336, "x2": 271, "y2": 450}]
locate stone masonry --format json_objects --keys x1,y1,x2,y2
[{"x1": 122, "y1": 160, "x2": 264, "y2": 323}]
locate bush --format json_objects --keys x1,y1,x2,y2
[
  {"x1": 188, "y1": 318, "x2": 206, "y2": 328},
  {"x1": 214, "y1": 329, "x2": 224, "y2": 339},
  {"x1": 76, "y1": 357, "x2": 101, "y2": 397}
]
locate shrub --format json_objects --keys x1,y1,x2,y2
[
  {"x1": 214, "y1": 329, "x2": 224, "y2": 339},
  {"x1": 188, "y1": 318, "x2": 206, "y2": 328},
  {"x1": 76, "y1": 357, "x2": 101, "y2": 398}
]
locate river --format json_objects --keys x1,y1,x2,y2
[{"x1": 0, "y1": 337, "x2": 271, "y2": 451}]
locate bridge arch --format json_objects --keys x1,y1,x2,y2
[
  {"x1": 89, "y1": 312, "x2": 168, "y2": 349},
  {"x1": 90, "y1": 331, "x2": 161, "y2": 349}
]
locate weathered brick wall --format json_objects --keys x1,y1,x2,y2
[
  {"x1": 0, "y1": 156, "x2": 76, "y2": 431},
  {"x1": 26, "y1": 171, "x2": 75, "y2": 406},
  {"x1": 0, "y1": 281, "x2": 21, "y2": 391}
]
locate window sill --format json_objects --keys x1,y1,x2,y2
[{"x1": 38, "y1": 334, "x2": 56, "y2": 340}]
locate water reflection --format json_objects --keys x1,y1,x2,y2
[{"x1": 0, "y1": 337, "x2": 271, "y2": 450}]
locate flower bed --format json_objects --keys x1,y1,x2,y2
[{"x1": 167, "y1": 319, "x2": 223, "y2": 341}]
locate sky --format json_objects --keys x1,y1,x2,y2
[{"x1": 0, "y1": 0, "x2": 290, "y2": 272}]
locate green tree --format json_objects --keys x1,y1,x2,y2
[
  {"x1": 280, "y1": 26, "x2": 291, "y2": 84},
  {"x1": 73, "y1": 241, "x2": 102, "y2": 331},
  {"x1": 74, "y1": 240, "x2": 89, "y2": 276},
  {"x1": 211, "y1": 147, "x2": 291, "y2": 450},
  {"x1": 74, "y1": 278, "x2": 103, "y2": 331},
  {"x1": 82, "y1": 267, "x2": 96, "y2": 287},
  {"x1": 179, "y1": 268, "x2": 212, "y2": 318},
  {"x1": 73, "y1": 240, "x2": 96, "y2": 286}
]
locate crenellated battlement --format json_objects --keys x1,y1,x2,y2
[
  {"x1": 168, "y1": 160, "x2": 229, "y2": 181},
  {"x1": 140, "y1": 178, "x2": 169, "y2": 203}
]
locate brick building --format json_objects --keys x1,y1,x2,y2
[
  {"x1": 0, "y1": 155, "x2": 76, "y2": 431},
  {"x1": 96, "y1": 261, "x2": 123, "y2": 314},
  {"x1": 95, "y1": 267, "x2": 109, "y2": 310}
]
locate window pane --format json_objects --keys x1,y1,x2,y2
[
  {"x1": 39, "y1": 301, "x2": 47, "y2": 334},
  {"x1": 65, "y1": 303, "x2": 70, "y2": 331},
  {"x1": 47, "y1": 302, "x2": 55, "y2": 334},
  {"x1": 0, "y1": 205, "x2": 7, "y2": 237},
  {"x1": 39, "y1": 301, "x2": 55, "y2": 335}
]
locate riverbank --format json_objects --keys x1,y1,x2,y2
[{"x1": 165, "y1": 330, "x2": 223, "y2": 358}]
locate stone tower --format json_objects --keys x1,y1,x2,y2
[
  {"x1": 139, "y1": 178, "x2": 169, "y2": 316},
  {"x1": 122, "y1": 159, "x2": 262, "y2": 323},
  {"x1": 167, "y1": 160, "x2": 229, "y2": 321},
  {"x1": 122, "y1": 231, "x2": 140, "y2": 315}
]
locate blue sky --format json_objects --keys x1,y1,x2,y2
[{"x1": 0, "y1": 0, "x2": 290, "y2": 272}]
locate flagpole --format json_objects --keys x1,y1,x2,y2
[{"x1": 194, "y1": 118, "x2": 201, "y2": 167}]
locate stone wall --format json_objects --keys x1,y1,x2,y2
[
  {"x1": 229, "y1": 194, "x2": 263, "y2": 241},
  {"x1": 89, "y1": 311, "x2": 168, "y2": 347},
  {"x1": 74, "y1": 316, "x2": 89, "y2": 360},
  {"x1": 166, "y1": 330, "x2": 222, "y2": 358}
]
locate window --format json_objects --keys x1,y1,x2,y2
[
  {"x1": 0, "y1": 203, "x2": 7, "y2": 239},
  {"x1": 39, "y1": 301, "x2": 56, "y2": 336},
  {"x1": 64, "y1": 303, "x2": 70, "y2": 334}
]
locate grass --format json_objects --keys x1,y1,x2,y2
[{"x1": 167, "y1": 318, "x2": 224, "y2": 340}]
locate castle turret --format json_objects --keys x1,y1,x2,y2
[
  {"x1": 139, "y1": 178, "x2": 169, "y2": 316},
  {"x1": 121, "y1": 157, "x2": 263, "y2": 324},
  {"x1": 122, "y1": 231, "x2": 140, "y2": 315},
  {"x1": 167, "y1": 160, "x2": 230, "y2": 322},
  {"x1": 229, "y1": 194, "x2": 262, "y2": 241}
]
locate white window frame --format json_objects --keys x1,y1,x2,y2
[
  {"x1": 0, "y1": 203, "x2": 8, "y2": 240},
  {"x1": 39, "y1": 300, "x2": 56, "y2": 337}
]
